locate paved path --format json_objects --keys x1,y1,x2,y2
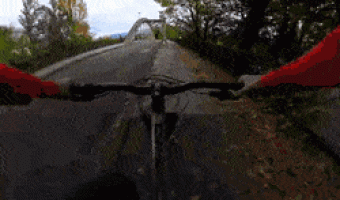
[
  {"x1": 1, "y1": 39, "x2": 163, "y2": 200},
  {"x1": 95, "y1": 41, "x2": 267, "y2": 200},
  {"x1": 10, "y1": 39, "x2": 340, "y2": 200},
  {"x1": 4, "y1": 39, "x2": 340, "y2": 200},
  {"x1": 4, "y1": 40, "x2": 260, "y2": 200}
]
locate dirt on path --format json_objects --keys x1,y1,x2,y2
[{"x1": 173, "y1": 42, "x2": 340, "y2": 199}]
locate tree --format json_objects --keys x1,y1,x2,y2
[
  {"x1": 156, "y1": 0, "x2": 339, "y2": 76},
  {"x1": 56, "y1": 0, "x2": 91, "y2": 38},
  {"x1": 227, "y1": 0, "x2": 271, "y2": 51},
  {"x1": 154, "y1": 0, "x2": 264, "y2": 75},
  {"x1": 18, "y1": 0, "x2": 76, "y2": 49},
  {"x1": 0, "y1": 26, "x2": 19, "y2": 64},
  {"x1": 198, "y1": 0, "x2": 249, "y2": 42},
  {"x1": 32, "y1": 0, "x2": 81, "y2": 49},
  {"x1": 43, "y1": 1, "x2": 69, "y2": 47},
  {"x1": 263, "y1": 0, "x2": 338, "y2": 65},
  {"x1": 200, "y1": 0, "x2": 247, "y2": 42},
  {"x1": 296, "y1": 0, "x2": 338, "y2": 49},
  {"x1": 155, "y1": 0, "x2": 250, "y2": 43},
  {"x1": 157, "y1": 0, "x2": 338, "y2": 51},
  {"x1": 154, "y1": 0, "x2": 207, "y2": 40},
  {"x1": 18, "y1": 0, "x2": 44, "y2": 45},
  {"x1": 155, "y1": 0, "x2": 203, "y2": 39}
]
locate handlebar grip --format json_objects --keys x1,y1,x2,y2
[{"x1": 69, "y1": 83, "x2": 96, "y2": 93}]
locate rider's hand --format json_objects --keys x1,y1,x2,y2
[
  {"x1": 237, "y1": 80, "x2": 268, "y2": 98},
  {"x1": 232, "y1": 76, "x2": 271, "y2": 98},
  {"x1": 40, "y1": 85, "x2": 71, "y2": 100},
  {"x1": 0, "y1": 83, "x2": 33, "y2": 106}
]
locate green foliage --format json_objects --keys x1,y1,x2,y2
[
  {"x1": 166, "y1": 25, "x2": 183, "y2": 40},
  {"x1": 153, "y1": 28, "x2": 163, "y2": 39},
  {"x1": 155, "y1": 0, "x2": 174, "y2": 7},
  {"x1": 152, "y1": 24, "x2": 184, "y2": 41},
  {"x1": 15, "y1": 34, "x2": 31, "y2": 49},
  {"x1": 8, "y1": 42, "x2": 51, "y2": 73},
  {"x1": 5, "y1": 22, "x2": 123, "y2": 74},
  {"x1": 250, "y1": 42, "x2": 279, "y2": 74},
  {"x1": 178, "y1": 30, "x2": 240, "y2": 75},
  {"x1": 178, "y1": 30, "x2": 264, "y2": 76},
  {"x1": 159, "y1": 0, "x2": 337, "y2": 77},
  {"x1": 0, "y1": 27, "x2": 18, "y2": 65},
  {"x1": 219, "y1": 35, "x2": 242, "y2": 51},
  {"x1": 65, "y1": 33, "x2": 91, "y2": 53},
  {"x1": 7, "y1": 34, "x2": 123, "y2": 74}
]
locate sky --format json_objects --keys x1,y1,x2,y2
[
  {"x1": 0, "y1": 0, "x2": 312, "y2": 41},
  {"x1": 0, "y1": 0, "x2": 166, "y2": 38}
]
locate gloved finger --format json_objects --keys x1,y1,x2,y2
[
  {"x1": 0, "y1": 83, "x2": 33, "y2": 105},
  {"x1": 0, "y1": 92, "x2": 32, "y2": 105},
  {"x1": 237, "y1": 75, "x2": 262, "y2": 88}
]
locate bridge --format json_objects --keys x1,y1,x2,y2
[
  {"x1": 1, "y1": 17, "x2": 166, "y2": 51},
  {"x1": 124, "y1": 18, "x2": 166, "y2": 44}
]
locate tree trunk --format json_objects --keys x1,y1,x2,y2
[{"x1": 237, "y1": 0, "x2": 271, "y2": 51}]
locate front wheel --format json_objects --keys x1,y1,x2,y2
[
  {"x1": 154, "y1": 124, "x2": 177, "y2": 200},
  {"x1": 151, "y1": 123, "x2": 163, "y2": 200}
]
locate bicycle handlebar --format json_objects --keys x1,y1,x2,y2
[{"x1": 66, "y1": 81, "x2": 245, "y2": 102}]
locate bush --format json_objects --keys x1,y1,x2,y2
[
  {"x1": 0, "y1": 27, "x2": 19, "y2": 65},
  {"x1": 248, "y1": 42, "x2": 281, "y2": 75},
  {"x1": 177, "y1": 31, "x2": 287, "y2": 77},
  {"x1": 178, "y1": 31, "x2": 254, "y2": 76},
  {"x1": 152, "y1": 29, "x2": 163, "y2": 40},
  {"x1": 4, "y1": 28, "x2": 124, "y2": 74}
]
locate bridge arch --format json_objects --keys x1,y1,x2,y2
[{"x1": 125, "y1": 18, "x2": 165, "y2": 43}]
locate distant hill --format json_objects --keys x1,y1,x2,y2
[
  {"x1": 111, "y1": 32, "x2": 128, "y2": 38},
  {"x1": 110, "y1": 29, "x2": 152, "y2": 39}
]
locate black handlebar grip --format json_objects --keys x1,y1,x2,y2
[
  {"x1": 232, "y1": 82, "x2": 245, "y2": 90},
  {"x1": 70, "y1": 83, "x2": 105, "y2": 94},
  {"x1": 70, "y1": 93, "x2": 96, "y2": 102}
]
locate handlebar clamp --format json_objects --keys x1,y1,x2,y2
[{"x1": 150, "y1": 82, "x2": 165, "y2": 114}]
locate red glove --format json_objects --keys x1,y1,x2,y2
[
  {"x1": 260, "y1": 25, "x2": 340, "y2": 88},
  {"x1": 0, "y1": 63, "x2": 61, "y2": 98}
]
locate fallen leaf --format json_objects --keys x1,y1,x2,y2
[{"x1": 190, "y1": 196, "x2": 201, "y2": 200}]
